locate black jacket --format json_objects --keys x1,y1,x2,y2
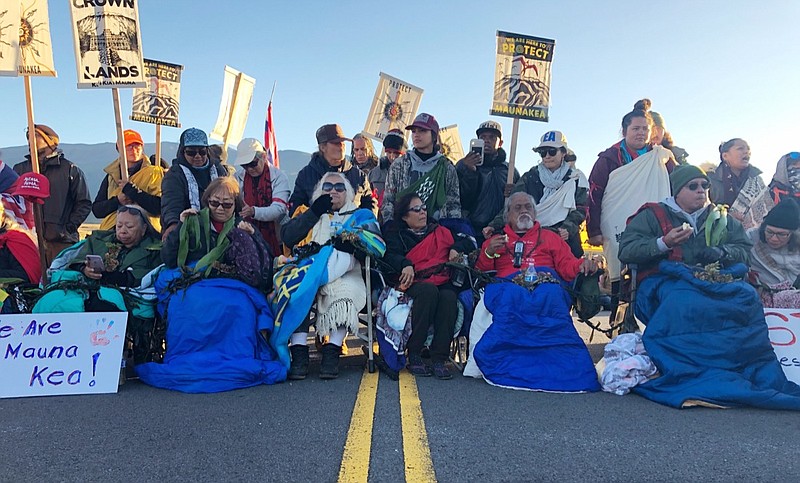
[
  {"x1": 92, "y1": 158, "x2": 161, "y2": 219},
  {"x1": 14, "y1": 152, "x2": 91, "y2": 243},
  {"x1": 0, "y1": 245, "x2": 29, "y2": 281},
  {"x1": 160, "y1": 158, "x2": 227, "y2": 231},
  {"x1": 456, "y1": 148, "x2": 519, "y2": 232},
  {"x1": 288, "y1": 153, "x2": 370, "y2": 215}
]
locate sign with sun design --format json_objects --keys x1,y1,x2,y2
[
  {"x1": 363, "y1": 72, "x2": 423, "y2": 144},
  {"x1": 0, "y1": 0, "x2": 56, "y2": 77}
]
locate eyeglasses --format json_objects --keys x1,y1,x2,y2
[
  {"x1": 407, "y1": 204, "x2": 427, "y2": 213},
  {"x1": 538, "y1": 147, "x2": 560, "y2": 157},
  {"x1": 686, "y1": 181, "x2": 710, "y2": 191},
  {"x1": 208, "y1": 199, "x2": 234, "y2": 209},
  {"x1": 185, "y1": 148, "x2": 208, "y2": 157},
  {"x1": 765, "y1": 228, "x2": 791, "y2": 240},
  {"x1": 118, "y1": 205, "x2": 145, "y2": 218},
  {"x1": 322, "y1": 182, "x2": 346, "y2": 193},
  {"x1": 242, "y1": 158, "x2": 260, "y2": 169}
]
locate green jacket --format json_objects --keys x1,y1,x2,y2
[
  {"x1": 70, "y1": 229, "x2": 162, "y2": 285},
  {"x1": 618, "y1": 202, "x2": 751, "y2": 275}
]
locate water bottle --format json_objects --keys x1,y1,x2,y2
[{"x1": 524, "y1": 263, "x2": 537, "y2": 283}]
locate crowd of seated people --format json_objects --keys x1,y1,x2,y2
[{"x1": 1, "y1": 114, "x2": 799, "y2": 409}]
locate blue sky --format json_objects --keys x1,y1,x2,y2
[{"x1": 1, "y1": 0, "x2": 798, "y2": 177}]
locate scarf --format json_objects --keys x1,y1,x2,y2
[
  {"x1": 397, "y1": 153, "x2": 448, "y2": 216},
  {"x1": 99, "y1": 156, "x2": 164, "y2": 231},
  {"x1": 620, "y1": 140, "x2": 649, "y2": 165},
  {"x1": 537, "y1": 162, "x2": 571, "y2": 202},
  {"x1": 242, "y1": 167, "x2": 279, "y2": 255},
  {"x1": 179, "y1": 163, "x2": 220, "y2": 210},
  {"x1": 662, "y1": 197, "x2": 710, "y2": 234},
  {"x1": 405, "y1": 225, "x2": 455, "y2": 286},
  {"x1": 0, "y1": 229, "x2": 41, "y2": 283}
]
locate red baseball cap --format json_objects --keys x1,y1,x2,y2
[{"x1": 9, "y1": 172, "x2": 50, "y2": 204}]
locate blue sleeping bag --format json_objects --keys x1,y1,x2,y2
[
  {"x1": 472, "y1": 269, "x2": 600, "y2": 392},
  {"x1": 633, "y1": 262, "x2": 800, "y2": 410},
  {"x1": 136, "y1": 268, "x2": 287, "y2": 393}
]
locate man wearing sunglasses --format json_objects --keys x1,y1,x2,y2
[
  {"x1": 288, "y1": 123, "x2": 372, "y2": 217},
  {"x1": 619, "y1": 164, "x2": 751, "y2": 277},
  {"x1": 233, "y1": 138, "x2": 290, "y2": 256},
  {"x1": 160, "y1": 128, "x2": 228, "y2": 241},
  {"x1": 456, "y1": 120, "x2": 519, "y2": 245}
]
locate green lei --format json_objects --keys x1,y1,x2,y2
[{"x1": 177, "y1": 208, "x2": 234, "y2": 277}]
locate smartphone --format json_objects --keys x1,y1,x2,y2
[
  {"x1": 86, "y1": 255, "x2": 105, "y2": 273},
  {"x1": 469, "y1": 139, "x2": 485, "y2": 166}
]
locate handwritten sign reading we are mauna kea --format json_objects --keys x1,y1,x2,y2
[{"x1": 0, "y1": 312, "x2": 127, "y2": 399}]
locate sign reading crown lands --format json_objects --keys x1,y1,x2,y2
[
  {"x1": 490, "y1": 31, "x2": 555, "y2": 122},
  {"x1": 0, "y1": 312, "x2": 128, "y2": 398},
  {"x1": 69, "y1": 0, "x2": 146, "y2": 89}
]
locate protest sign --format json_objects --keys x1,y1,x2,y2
[
  {"x1": 439, "y1": 124, "x2": 464, "y2": 162},
  {"x1": 130, "y1": 59, "x2": 182, "y2": 127},
  {"x1": 210, "y1": 65, "x2": 256, "y2": 148},
  {"x1": 0, "y1": 312, "x2": 128, "y2": 398},
  {"x1": 765, "y1": 308, "x2": 800, "y2": 384},
  {"x1": 490, "y1": 31, "x2": 555, "y2": 122},
  {"x1": 69, "y1": 0, "x2": 146, "y2": 88},
  {"x1": 0, "y1": 0, "x2": 56, "y2": 77},
  {"x1": 363, "y1": 72, "x2": 423, "y2": 143}
]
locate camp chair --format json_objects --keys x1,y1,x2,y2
[{"x1": 354, "y1": 254, "x2": 382, "y2": 373}]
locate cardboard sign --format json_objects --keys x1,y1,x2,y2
[
  {"x1": 363, "y1": 72, "x2": 423, "y2": 143},
  {"x1": 0, "y1": 312, "x2": 128, "y2": 398},
  {"x1": 130, "y1": 58, "x2": 183, "y2": 127},
  {"x1": 0, "y1": 0, "x2": 57, "y2": 77},
  {"x1": 438, "y1": 124, "x2": 464, "y2": 162},
  {"x1": 765, "y1": 308, "x2": 800, "y2": 384}
]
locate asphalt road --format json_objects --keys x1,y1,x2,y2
[{"x1": 1, "y1": 313, "x2": 799, "y2": 483}]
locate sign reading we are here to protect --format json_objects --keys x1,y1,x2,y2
[{"x1": 0, "y1": 312, "x2": 128, "y2": 399}]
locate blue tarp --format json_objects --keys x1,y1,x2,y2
[
  {"x1": 474, "y1": 269, "x2": 600, "y2": 392},
  {"x1": 137, "y1": 268, "x2": 287, "y2": 393},
  {"x1": 633, "y1": 262, "x2": 800, "y2": 410}
]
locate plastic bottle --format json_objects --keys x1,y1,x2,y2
[{"x1": 524, "y1": 262, "x2": 537, "y2": 283}]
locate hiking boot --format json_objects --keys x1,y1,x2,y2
[
  {"x1": 432, "y1": 360, "x2": 452, "y2": 380},
  {"x1": 407, "y1": 353, "x2": 432, "y2": 377},
  {"x1": 319, "y1": 343, "x2": 341, "y2": 380},
  {"x1": 288, "y1": 345, "x2": 309, "y2": 380}
]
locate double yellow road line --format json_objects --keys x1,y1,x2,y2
[{"x1": 338, "y1": 370, "x2": 437, "y2": 483}]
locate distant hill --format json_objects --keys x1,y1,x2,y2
[{"x1": 0, "y1": 143, "x2": 312, "y2": 221}]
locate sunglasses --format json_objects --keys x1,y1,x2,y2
[
  {"x1": 118, "y1": 205, "x2": 145, "y2": 218},
  {"x1": 407, "y1": 204, "x2": 427, "y2": 213},
  {"x1": 322, "y1": 182, "x2": 346, "y2": 193},
  {"x1": 765, "y1": 229, "x2": 791, "y2": 240},
  {"x1": 242, "y1": 158, "x2": 260, "y2": 169},
  {"x1": 208, "y1": 199, "x2": 234, "y2": 209},
  {"x1": 185, "y1": 148, "x2": 208, "y2": 157},
  {"x1": 538, "y1": 147, "x2": 560, "y2": 157},
  {"x1": 686, "y1": 181, "x2": 710, "y2": 191}
]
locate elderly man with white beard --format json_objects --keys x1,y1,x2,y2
[{"x1": 476, "y1": 192, "x2": 596, "y2": 280}]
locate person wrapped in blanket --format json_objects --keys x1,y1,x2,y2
[
  {"x1": 382, "y1": 193, "x2": 475, "y2": 380},
  {"x1": 33, "y1": 204, "x2": 162, "y2": 363},
  {"x1": 465, "y1": 192, "x2": 600, "y2": 392},
  {"x1": 137, "y1": 176, "x2": 282, "y2": 393},
  {"x1": 279, "y1": 172, "x2": 383, "y2": 380},
  {"x1": 617, "y1": 165, "x2": 800, "y2": 410},
  {"x1": 0, "y1": 203, "x2": 41, "y2": 289},
  {"x1": 747, "y1": 199, "x2": 800, "y2": 308}
]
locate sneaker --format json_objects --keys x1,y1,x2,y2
[
  {"x1": 319, "y1": 343, "x2": 341, "y2": 380},
  {"x1": 288, "y1": 345, "x2": 309, "y2": 380},
  {"x1": 407, "y1": 354, "x2": 432, "y2": 377},
  {"x1": 432, "y1": 360, "x2": 452, "y2": 380}
]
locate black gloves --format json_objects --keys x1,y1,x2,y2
[
  {"x1": 698, "y1": 246, "x2": 725, "y2": 264},
  {"x1": 333, "y1": 238, "x2": 356, "y2": 254},
  {"x1": 310, "y1": 194, "x2": 333, "y2": 216},
  {"x1": 359, "y1": 195, "x2": 375, "y2": 210}
]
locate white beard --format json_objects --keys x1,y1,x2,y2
[{"x1": 515, "y1": 214, "x2": 534, "y2": 231}]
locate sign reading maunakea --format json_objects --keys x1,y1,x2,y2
[
  {"x1": 363, "y1": 72, "x2": 423, "y2": 143},
  {"x1": 490, "y1": 31, "x2": 555, "y2": 122},
  {"x1": 69, "y1": 0, "x2": 146, "y2": 89},
  {"x1": 0, "y1": 312, "x2": 128, "y2": 398},
  {"x1": 0, "y1": 0, "x2": 57, "y2": 77},
  {"x1": 130, "y1": 58, "x2": 182, "y2": 127}
]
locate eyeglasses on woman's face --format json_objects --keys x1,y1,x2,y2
[
  {"x1": 407, "y1": 204, "x2": 427, "y2": 213},
  {"x1": 208, "y1": 199, "x2": 234, "y2": 209},
  {"x1": 765, "y1": 228, "x2": 791, "y2": 240},
  {"x1": 322, "y1": 182, "x2": 346, "y2": 193},
  {"x1": 185, "y1": 148, "x2": 208, "y2": 158}
]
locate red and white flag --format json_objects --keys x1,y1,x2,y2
[{"x1": 264, "y1": 101, "x2": 280, "y2": 168}]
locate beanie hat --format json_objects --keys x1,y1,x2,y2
[
  {"x1": 670, "y1": 164, "x2": 708, "y2": 194},
  {"x1": 383, "y1": 129, "x2": 406, "y2": 152},
  {"x1": 763, "y1": 199, "x2": 800, "y2": 231},
  {"x1": 28, "y1": 124, "x2": 59, "y2": 150},
  {"x1": 124, "y1": 129, "x2": 144, "y2": 147},
  {"x1": 651, "y1": 111, "x2": 666, "y2": 130}
]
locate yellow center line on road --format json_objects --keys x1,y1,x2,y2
[
  {"x1": 338, "y1": 369, "x2": 379, "y2": 483},
  {"x1": 399, "y1": 371, "x2": 437, "y2": 483}
]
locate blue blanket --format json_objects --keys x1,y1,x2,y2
[
  {"x1": 472, "y1": 269, "x2": 600, "y2": 392},
  {"x1": 634, "y1": 262, "x2": 800, "y2": 410},
  {"x1": 137, "y1": 269, "x2": 287, "y2": 393}
]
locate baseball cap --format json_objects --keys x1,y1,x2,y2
[
  {"x1": 123, "y1": 129, "x2": 144, "y2": 147},
  {"x1": 9, "y1": 172, "x2": 50, "y2": 204},
  {"x1": 476, "y1": 120, "x2": 502, "y2": 139},
  {"x1": 316, "y1": 124, "x2": 352, "y2": 144},
  {"x1": 535, "y1": 130, "x2": 568, "y2": 150},
  {"x1": 405, "y1": 113, "x2": 439, "y2": 133},
  {"x1": 234, "y1": 138, "x2": 266, "y2": 165},
  {"x1": 182, "y1": 128, "x2": 209, "y2": 147}
]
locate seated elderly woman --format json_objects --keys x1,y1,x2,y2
[
  {"x1": 615, "y1": 166, "x2": 800, "y2": 410},
  {"x1": 748, "y1": 199, "x2": 800, "y2": 308},
  {"x1": 276, "y1": 172, "x2": 384, "y2": 380},
  {"x1": 33, "y1": 205, "x2": 162, "y2": 363},
  {"x1": 381, "y1": 193, "x2": 475, "y2": 380},
  {"x1": 463, "y1": 192, "x2": 600, "y2": 392},
  {"x1": 137, "y1": 177, "x2": 284, "y2": 393},
  {"x1": 0, "y1": 208, "x2": 41, "y2": 285}
]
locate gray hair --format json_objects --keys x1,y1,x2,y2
[
  {"x1": 311, "y1": 172, "x2": 355, "y2": 204},
  {"x1": 503, "y1": 192, "x2": 537, "y2": 223}
]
